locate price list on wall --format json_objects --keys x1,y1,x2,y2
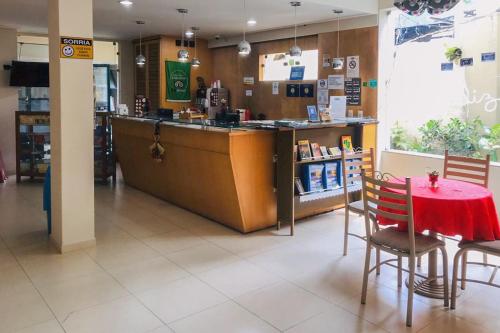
[{"x1": 344, "y1": 78, "x2": 361, "y2": 106}]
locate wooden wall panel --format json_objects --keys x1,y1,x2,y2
[
  {"x1": 159, "y1": 37, "x2": 214, "y2": 110},
  {"x1": 211, "y1": 27, "x2": 378, "y2": 120},
  {"x1": 318, "y1": 27, "x2": 378, "y2": 119},
  {"x1": 212, "y1": 36, "x2": 318, "y2": 120}
]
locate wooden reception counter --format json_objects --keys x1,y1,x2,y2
[
  {"x1": 112, "y1": 116, "x2": 377, "y2": 233},
  {"x1": 112, "y1": 117, "x2": 277, "y2": 233}
]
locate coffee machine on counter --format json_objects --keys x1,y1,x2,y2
[{"x1": 206, "y1": 88, "x2": 229, "y2": 119}]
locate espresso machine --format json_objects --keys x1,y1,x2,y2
[{"x1": 206, "y1": 88, "x2": 229, "y2": 119}]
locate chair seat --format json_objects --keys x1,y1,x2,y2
[
  {"x1": 459, "y1": 240, "x2": 500, "y2": 255},
  {"x1": 348, "y1": 200, "x2": 375, "y2": 214},
  {"x1": 371, "y1": 227, "x2": 445, "y2": 254}
]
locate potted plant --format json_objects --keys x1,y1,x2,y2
[{"x1": 445, "y1": 46, "x2": 463, "y2": 63}]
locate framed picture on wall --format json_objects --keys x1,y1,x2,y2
[{"x1": 307, "y1": 105, "x2": 320, "y2": 122}]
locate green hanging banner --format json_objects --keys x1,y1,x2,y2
[{"x1": 166, "y1": 61, "x2": 191, "y2": 102}]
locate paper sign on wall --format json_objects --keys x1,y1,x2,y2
[
  {"x1": 317, "y1": 89, "x2": 329, "y2": 105},
  {"x1": 272, "y1": 82, "x2": 279, "y2": 95},
  {"x1": 245, "y1": 90, "x2": 253, "y2": 97},
  {"x1": 346, "y1": 56, "x2": 360, "y2": 78},
  {"x1": 318, "y1": 79, "x2": 328, "y2": 90},
  {"x1": 328, "y1": 75, "x2": 344, "y2": 90},
  {"x1": 60, "y1": 37, "x2": 94, "y2": 59},
  {"x1": 481, "y1": 52, "x2": 496, "y2": 62},
  {"x1": 322, "y1": 54, "x2": 331, "y2": 68},
  {"x1": 330, "y1": 96, "x2": 347, "y2": 119},
  {"x1": 243, "y1": 77, "x2": 255, "y2": 85}
]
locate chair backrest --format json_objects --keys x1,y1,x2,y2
[
  {"x1": 443, "y1": 150, "x2": 490, "y2": 187},
  {"x1": 361, "y1": 171, "x2": 416, "y2": 256},
  {"x1": 341, "y1": 148, "x2": 375, "y2": 205}
]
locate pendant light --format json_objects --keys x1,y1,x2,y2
[
  {"x1": 289, "y1": 1, "x2": 302, "y2": 58},
  {"x1": 191, "y1": 27, "x2": 201, "y2": 68},
  {"x1": 332, "y1": 10, "x2": 343, "y2": 70},
  {"x1": 237, "y1": 0, "x2": 251, "y2": 56},
  {"x1": 135, "y1": 20, "x2": 146, "y2": 67},
  {"x1": 177, "y1": 9, "x2": 189, "y2": 62}
]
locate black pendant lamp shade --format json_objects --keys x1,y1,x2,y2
[{"x1": 394, "y1": 0, "x2": 461, "y2": 16}]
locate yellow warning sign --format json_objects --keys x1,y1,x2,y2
[{"x1": 60, "y1": 37, "x2": 94, "y2": 59}]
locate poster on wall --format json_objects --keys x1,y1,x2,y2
[
  {"x1": 330, "y1": 96, "x2": 347, "y2": 119},
  {"x1": 344, "y1": 78, "x2": 361, "y2": 106},
  {"x1": 286, "y1": 84, "x2": 300, "y2": 97},
  {"x1": 166, "y1": 61, "x2": 191, "y2": 102},
  {"x1": 322, "y1": 54, "x2": 331, "y2": 68},
  {"x1": 346, "y1": 56, "x2": 360, "y2": 78},
  {"x1": 272, "y1": 82, "x2": 279, "y2": 95},
  {"x1": 318, "y1": 79, "x2": 328, "y2": 90},
  {"x1": 317, "y1": 89, "x2": 329, "y2": 105},
  {"x1": 328, "y1": 75, "x2": 344, "y2": 90},
  {"x1": 290, "y1": 66, "x2": 305, "y2": 80},
  {"x1": 300, "y1": 84, "x2": 314, "y2": 98}
]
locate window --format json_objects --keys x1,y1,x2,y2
[
  {"x1": 379, "y1": 1, "x2": 500, "y2": 162},
  {"x1": 259, "y1": 49, "x2": 318, "y2": 81}
]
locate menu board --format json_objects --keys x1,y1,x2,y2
[{"x1": 344, "y1": 78, "x2": 361, "y2": 106}]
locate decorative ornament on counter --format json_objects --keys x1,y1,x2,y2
[
  {"x1": 150, "y1": 121, "x2": 165, "y2": 163},
  {"x1": 394, "y1": 0, "x2": 460, "y2": 16}
]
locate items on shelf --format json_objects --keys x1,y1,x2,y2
[
  {"x1": 310, "y1": 142, "x2": 323, "y2": 160},
  {"x1": 301, "y1": 163, "x2": 325, "y2": 192},
  {"x1": 297, "y1": 140, "x2": 312, "y2": 160}
]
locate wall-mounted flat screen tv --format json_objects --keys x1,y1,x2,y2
[{"x1": 9, "y1": 61, "x2": 49, "y2": 87}]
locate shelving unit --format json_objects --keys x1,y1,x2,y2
[
  {"x1": 94, "y1": 112, "x2": 116, "y2": 183},
  {"x1": 276, "y1": 121, "x2": 377, "y2": 235},
  {"x1": 15, "y1": 111, "x2": 51, "y2": 182},
  {"x1": 15, "y1": 111, "x2": 116, "y2": 183}
]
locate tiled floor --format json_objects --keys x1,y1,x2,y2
[{"x1": 1, "y1": 177, "x2": 500, "y2": 333}]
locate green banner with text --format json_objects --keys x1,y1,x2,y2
[{"x1": 166, "y1": 61, "x2": 191, "y2": 102}]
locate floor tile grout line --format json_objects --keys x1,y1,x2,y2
[{"x1": 1, "y1": 237, "x2": 69, "y2": 333}]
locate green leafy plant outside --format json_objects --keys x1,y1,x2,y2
[{"x1": 390, "y1": 118, "x2": 499, "y2": 162}]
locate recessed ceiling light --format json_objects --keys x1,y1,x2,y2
[
  {"x1": 119, "y1": 0, "x2": 133, "y2": 7},
  {"x1": 247, "y1": 18, "x2": 257, "y2": 26}
]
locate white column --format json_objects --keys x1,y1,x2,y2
[{"x1": 48, "y1": 0, "x2": 95, "y2": 252}]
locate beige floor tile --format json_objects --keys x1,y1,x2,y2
[
  {"x1": 197, "y1": 260, "x2": 282, "y2": 298},
  {"x1": 340, "y1": 285, "x2": 447, "y2": 333},
  {"x1": 13, "y1": 320, "x2": 65, "y2": 333},
  {"x1": 62, "y1": 296, "x2": 163, "y2": 333},
  {"x1": 285, "y1": 305, "x2": 387, "y2": 333},
  {"x1": 0, "y1": 264, "x2": 34, "y2": 298},
  {"x1": 235, "y1": 281, "x2": 330, "y2": 331},
  {"x1": 0, "y1": 288, "x2": 54, "y2": 332},
  {"x1": 16, "y1": 247, "x2": 104, "y2": 287},
  {"x1": 37, "y1": 271, "x2": 129, "y2": 321},
  {"x1": 146, "y1": 325, "x2": 174, "y2": 333},
  {"x1": 136, "y1": 276, "x2": 227, "y2": 323},
  {"x1": 165, "y1": 243, "x2": 239, "y2": 274},
  {"x1": 108, "y1": 256, "x2": 189, "y2": 293},
  {"x1": 85, "y1": 239, "x2": 160, "y2": 271},
  {"x1": 112, "y1": 214, "x2": 181, "y2": 239},
  {"x1": 246, "y1": 242, "x2": 337, "y2": 279},
  {"x1": 0, "y1": 246, "x2": 18, "y2": 269},
  {"x1": 417, "y1": 315, "x2": 490, "y2": 333},
  {"x1": 142, "y1": 229, "x2": 209, "y2": 255},
  {"x1": 170, "y1": 301, "x2": 280, "y2": 333}
]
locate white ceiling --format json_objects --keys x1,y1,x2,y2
[{"x1": 0, "y1": 0, "x2": 379, "y2": 40}]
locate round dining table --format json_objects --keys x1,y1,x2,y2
[{"x1": 379, "y1": 176, "x2": 500, "y2": 299}]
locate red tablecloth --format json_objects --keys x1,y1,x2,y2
[{"x1": 378, "y1": 177, "x2": 500, "y2": 241}]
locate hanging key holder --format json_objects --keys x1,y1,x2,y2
[{"x1": 150, "y1": 121, "x2": 165, "y2": 163}]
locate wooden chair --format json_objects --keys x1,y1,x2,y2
[
  {"x1": 444, "y1": 150, "x2": 490, "y2": 187},
  {"x1": 444, "y1": 150, "x2": 491, "y2": 280},
  {"x1": 360, "y1": 171, "x2": 449, "y2": 327},
  {"x1": 341, "y1": 148, "x2": 375, "y2": 257},
  {"x1": 451, "y1": 240, "x2": 500, "y2": 309}
]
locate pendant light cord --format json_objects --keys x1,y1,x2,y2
[
  {"x1": 336, "y1": 14, "x2": 340, "y2": 57},
  {"x1": 181, "y1": 12, "x2": 185, "y2": 48},
  {"x1": 294, "y1": 5, "x2": 297, "y2": 46},
  {"x1": 243, "y1": 0, "x2": 247, "y2": 41},
  {"x1": 194, "y1": 30, "x2": 197, "y2": 58},
  {"x1": 139, "y1": 31, "x2": 142, "y2": 54}
]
